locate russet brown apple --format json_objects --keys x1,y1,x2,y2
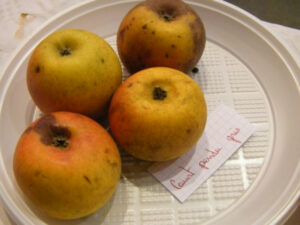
[
  {"x1": 117, "y1": 0, "x2": 206, "y2": 74},
  {"x1": 27, "y1": 29, "x2": 122, "y2": 119},
  {"x1": 13, "y1": 111, "x2": 121, "y2": 219},
  {"x1": 108, "y1": 67, "x2": 207, "y2": 161}
]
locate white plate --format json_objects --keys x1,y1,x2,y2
[{"x1": 0, "y1": 0, "x2": 299, "y2": 225}]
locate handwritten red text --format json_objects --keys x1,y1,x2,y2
[
  {"x1": 199, "y1": 148, "x2": 222, "y2": 170},
  {"x1": 227, "y1": 128, "x2": 241, "y2": 143},
  {"x1": 170, "y1": 166, "x2": 195, "y2": 190}
]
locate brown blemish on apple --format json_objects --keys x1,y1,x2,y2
[
  {"x1": 127, "y1": 83, "x2": 133, "y2": 88},
  {"x1": 106, "y1": 158, "x2": 118, "y2": 167},
  {"x1": 142, "y1": 24, "x2": 147, "y2": 29},
  {"x1": 171, "y1": 44, "x2": 176, "y2": 48},
  {"x1": 119, "y1": 28, "x2": 126, "y2": 41},
  {"x1": 186, "y1": 128, "x2": 192, "y2": 134},
  {"x1": 34, "y1": 170, "x2": 41, "y2": 176},
  {"x1": 182, "y1": 17, "x2": 206, "y2": 72},
  {"x1": 108, "y1": 102, "x2": 120, "y2": 116},
  {"x1": 152, "y1": 31, "x2": 155, "y2": 35},
  {"x1": 101, "y1": 58, "x2": 105, "y2": 63},
  {"x1": 189, "y1": 18, "x2": 206, "y2": 56},
  {"x1": 83, "y1": 175, "x2": 91, "y2": 184},
  {"x1": 34, "y1": 114, "x2": 71, "y2": 149},
  {"x1": 111, "y1": 162, "x2": 118, "y2": 167},
  {"x1": 35, "y1": 65, "x2": 40, "y2": 73},
  {"x1": 34, "y1": 171, "x2": 47, "y2": 179},
  {"x1": 165, "y1": 53, "x2": 169, "y2": 58},
  {"x1": 118, "y1": 25, "x2": 131, "y2": 41}
]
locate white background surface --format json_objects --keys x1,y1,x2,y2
[{"x1": 0, "y1": 0, "x2": 299, "y2": 224}]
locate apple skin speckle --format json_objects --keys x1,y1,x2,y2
[{"x1": 35, "y1": 65, "x2": 40, "y2": 73}]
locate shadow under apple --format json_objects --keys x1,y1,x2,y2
[{"x1": 119, "y1": 134, "x2": 204, "y2": 193}]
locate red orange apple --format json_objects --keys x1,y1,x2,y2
[{"x1": 13, "y1": 111, "x2": 121, "y2": 219}]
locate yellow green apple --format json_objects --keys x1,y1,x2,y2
[
  {"x1": 27, "y1": 28, "x2": 122, "y2": 119},
  {"x1": 13, "y1": 111, "x2": 121, "y2": 219},
  {"x1": 117, "y1": 0, "x2": 206, "y2": 74},
  {"x1": 108, "y1": 67, "x2": 207, "y2": 161}
]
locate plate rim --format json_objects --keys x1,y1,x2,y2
[{"x1": 0, "y1": 0, "x2": 299, "y2": 225}]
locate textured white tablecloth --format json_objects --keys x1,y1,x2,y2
[{"x1": 0, "y1": 0, "x2": 299, "y2": 224}]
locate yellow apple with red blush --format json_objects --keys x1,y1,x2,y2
[
  {"x1": 27, "y1": 29, "x2": 122, "y2": 119},
  {"x1": 13, "y1": 111, "x2": 121, "y2": 219}
]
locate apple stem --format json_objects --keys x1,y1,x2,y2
[
  {"x1": 52, "y1": 136, "x2": 69, "y2": 149},
  {"x1": 153, "y1": 87, "x2": 167, "y2": 100}
]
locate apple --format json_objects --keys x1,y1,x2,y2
[
  {"x1": 27, "y1": 28, "x2": 122, "y2": 119},
  {"x1": 13, "y1": 112, "x2": 121, "y2": 219},
  {"x1": 117, "y1": 0, "x2": 206, "y2": 74},
  {"x1": 108, "y1": 67, "x2": 207, "y2": 161}
]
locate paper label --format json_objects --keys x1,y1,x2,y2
[{"x1": 148, "y1": 104, "x2": 256, "y2": 202}]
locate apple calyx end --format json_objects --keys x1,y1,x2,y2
[
  {"x1": 158, "y1": 10, "x2": 175, "y2": 22},
  {"x1": 60, "y1": 48, "x2": 72, "y2": 56},
  {"x1": 52, "y1": 136, "x2": 69, "y2": 149},
  {"x1": 34, "y1": 115, "x2": 71, "y2": 149},
  {"x1": 153, "y1": 87, "x2": 167, "y2": 100},
  {"x1": 162, "y1": 15, "x2": 173, "y2": 22}
]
